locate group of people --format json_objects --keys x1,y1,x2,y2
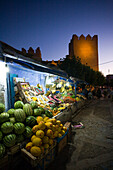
[{"x1": 79, "y1": 85, "x2": 113, "y2": 101}]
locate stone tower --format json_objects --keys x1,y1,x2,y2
[{"x1": 69, "y1": 34, "x2": 99, "y2": 71}]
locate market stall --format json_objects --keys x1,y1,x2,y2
[{"x1": 0, "y1": 41, "x2": 88, "y2": 169}]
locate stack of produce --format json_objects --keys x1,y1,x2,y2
[
  {"x1": 25, "y1": 116, "x2": 67, "y2": 157},
  {"x1": 0, "y1": 100, "x2": 54, "y2": 159}
]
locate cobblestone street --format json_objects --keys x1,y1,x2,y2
[{"x1": 48, "y1": 99, "x2": 113, "y2": 170}]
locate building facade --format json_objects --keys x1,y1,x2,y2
[{"x1": 69, "y1": 34, "x2": 99, "y2": 71}]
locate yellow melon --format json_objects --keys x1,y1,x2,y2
[
  {"x1": 49, "y1": 139, "x2": 53, "y2": 145},
  {"x1": 46, "y1": 129, "x2": 53, "y2": 138},
  {"x1": 61, "y1": 130, "x2": 65, "y2": 135},
  {"x1": 56, "y1": 120, "x2": 61, "y2": 125},
  {"x1": 25, "y1": 142, "x2": 33, "y2": 151},
  {"x1": 43, "y1": 117, "x2": 49, "y2": 122},
  {"x1": 42, "y1": 136, "x2": 49, "y2": 144},
  {"x1": 58, "y1": 127, "x2": 62, "y2": 132},
  {"x1": 32, "y1": 125, "x2": 39, "y2": 133},
  {"x1": 32, "y1": 137, "x2": 42, "y2": 146},
  {"x1": 52, "y1": 125, "x2": 56, "y2": 132},
  {"x1": 36, "y1": 130, "x2": 44, "y2": 138},
  {"x1": 31, "y1": 135, "x2": 37, "y2": 142},
  {"x1": 58, "y1": 133, "x2": 62, "y2": 138},
  {"x1": 55, "y1": 124, "x2": 59, "y2": 130},
  {"x1": 53, "y1": 131, "x2": 59, "y2": 138},
  {"x1": 40, "y1": 146, "x2": 44, "y2": 153},
  {"x1": 60, "y1": 124, "x2": 63, "y2": 128},
  {"x1": 37, "y1": 116, "x2": 44, "y2": 123},
  {"x1": 45, "y1": 122, "x2": 53, "y2": 129},
  {"x1": 63, "y1": 126, "x2": 67, "y2": 131},
  {"x1": 38, "y1": 121, "x2": 46, "y2": 130},
  {"x1": 43, "y1": 143, "x2": 49, "y2": 149},
  {"x1": 30, "y1": 146, "x2": 41, "y2": 157}
]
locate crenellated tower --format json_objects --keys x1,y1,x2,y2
[{"x1": 69, "y1": 34, "x2": 99, "y2": 71}]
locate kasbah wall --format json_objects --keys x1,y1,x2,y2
[{"x1": 69, "y1": 34, "x2": 99, "y2": 71}]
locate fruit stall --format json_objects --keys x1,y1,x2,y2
[{"x1": 0, "y1": 41, "x2": 86, "y2": 169}]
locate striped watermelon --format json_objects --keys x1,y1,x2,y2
[
  {"x1": 24, "y1": 126, "x2": 33, "y2": 138},
  {"x1": 30, "y1": 101, "x2": 38, "y2": 109},
  {"x1": 1, "y1": 122, "x2": 14, "y2": 134},
  {"x1": 16, "y1": 134, "x2": 24, "y2": 143},
  {"x1": 0, "y1": 103, "x2": 5, "y2": 113},
  {"x1": 9, "y1": 117, "x2": 16, "y2": 124},
  {"x1": 14, "y1": 101, "x2": 24, "y2": 109},
  {"x1": 0, "y1": 112, "x2": 9, "y2": 123},
  {"x1": 14, "y1": 123, "x2": 25, "y2": 134},
  {"x1": 23, "y1": 103, "x2": 33, "y2": 116},
  {"x1": 0, "y1": 144, "x2": 5, "y2": 158},
  {"x1": 7, "y1": 109, "x2": 15, "y2": 117},
  {"x1": 26, "y1": 116, "x2": 36, "y2": 127},
  {"x1": 14, "y1": 109, "x2": 26, "y2": 122},
  {"x1": 0, "y1": 131, "x2": 3, "y2": 141},
  {"x1": 33, "y1": 108, "x2": 41, "y2": 116},
  {"x1": 3, "y1": 134, "x2": 16, "y2": 147}
]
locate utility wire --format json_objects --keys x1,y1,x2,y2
[{"x1": 90, "y1": 59, "x2": 113, "y2": 67}]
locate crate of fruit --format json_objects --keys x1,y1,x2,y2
[
  {"x1": 21, "y1": 140, "x2": 57, "y2": 169},
  {"x1": 17, "y1": 82, "x2": 31, "y2": 91}
]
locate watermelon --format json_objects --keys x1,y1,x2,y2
[
  {"x1": 41, "y1": 114, "x2": 46, "y2": 118},
  {"x1": 14, "y1": 101, "x2": 24, "y2": 109},
  {"x1": 14, "y1": 123, "x2": 25, "y2": 134},
  {"x1": 33, "y1": 108, "x2": 41, "y2": 116},
  {"x1": 14, "y1": 109, "x2": 26, "y2": 122},
  {"x1": 0, "y1": 103, "x2": 5, "y2": 113},
  {"x1": 38, "y1": 107, "x2": 45, "y2": 114},
  {"x1": 0, "y1": 144, "x2": 5, "y2": 158},
  {"x1": 1, "y1": 122, "x2": 14, "y2": 134},
  {"x1": 23, "y1": 103, "x2": 33, "y2": 116},
  {"x1": 0, "y1": 112, "x2": 9, "y2": 123},
  {"x1": 16, "y1": 134, "x2": 24, "y2": 143},
  {"x1": 3, "y1": 134, "x2": 16, "y2": 147},
  {"x1": 45, "y1": 110, "x2": 53, "y2": 118},
  {"x1": 24, "y1": 126, "x2": 33, "y2": 138},
  {"x1": 9, "y1": 117, "x2": 16, "y2": 124},
  {"x1": 7, "y1": 109, "x2": 15, "y2": 117},
  {"x1": 0, "y1": 131, "x2": 3, "y2": 141},
  {"x1": 26, "y1": 116, "x2": 36, "y2": 127},
  {"x1": 30, "y1": 101, "x2": 38, "y2": 109}
]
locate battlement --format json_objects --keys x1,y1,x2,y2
[
  {"x1": 72, "y1": 34, "x2": 98, "y2": 41},
  {"x1": 21, "y1": 47, "x2": 42, "y2": 61}
]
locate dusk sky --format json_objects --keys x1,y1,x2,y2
[{"x1": 0, "y1": 0, "x2": 113, "y2": 76}]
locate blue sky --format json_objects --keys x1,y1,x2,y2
[{"x1": 0, "y1": 0, "x2": 113, "y2": 76}]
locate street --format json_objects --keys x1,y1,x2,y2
[{"x1": 48, "y1": 99, "x2": 113, "y2": 170}]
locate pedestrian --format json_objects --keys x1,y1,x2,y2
[
  {"x1": 96, "y1": 87, "x2": 101, "y2": 99},
  {"x1": 110, "y1": 87, "x2": 113, "y2": 101}
]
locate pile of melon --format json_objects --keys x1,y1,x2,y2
[
  {"x1": 25, "y1": 116, "x2": 67, "y2": 157},
  {"x1": 0, "y1": 100, "x2": 53, "y2": 159}
]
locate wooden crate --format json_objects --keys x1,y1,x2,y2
[
  {"x1": 21, "y1": 148, "x2": 44, "y2": 168},
  {"x1": 0, "y1": 154, "x2": 9, "y2": 169},
  {"x1": 56, "y1": 132, "x2": 68, "y2": 153},
  {"x1": 64, "y1": 122, "x2": 72, "y2": 142},
  {"x1": 8, "y1": 143, "x2": 20, "y2": 155},
  {"x1": 44, "y1": 146, "x2": 56, "y2": 168},
  {"x1": 21, "y1": 141, "x2": 57, "y2": 170}
]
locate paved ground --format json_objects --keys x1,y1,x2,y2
[{"x1": 48, "y1": 99, "x2": 113, "y2": 170}]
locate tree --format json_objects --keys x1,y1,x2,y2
[{"x1": 59, "y1": 55, "x2": 105, "y2": 86}]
